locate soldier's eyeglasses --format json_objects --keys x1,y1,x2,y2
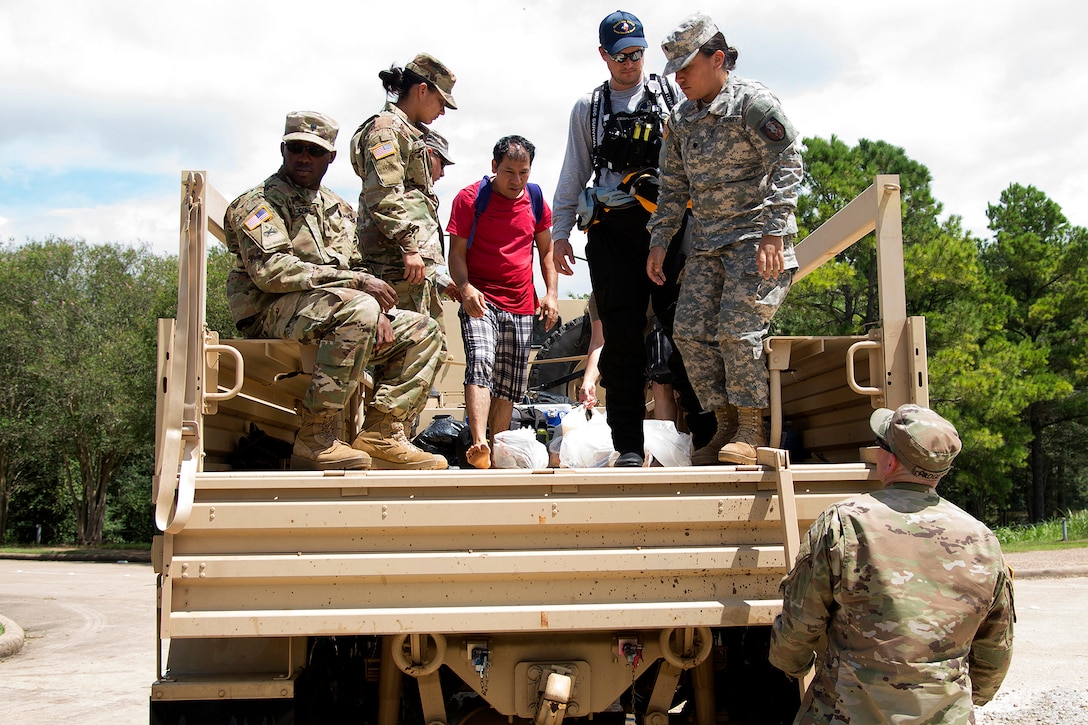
[
  {"x1": 876, "y1": 438, "x2": 893, "y2": 453},
  {"x1": 285, "y1": 142, "x2": 330, "y2": 158},
  {"x1": 609, "y1": 49, "x2": 645, "y2": 64}
]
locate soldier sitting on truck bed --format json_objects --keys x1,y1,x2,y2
[{"x1": 224, "y1": 110, "x2": 445, "y2": 471}]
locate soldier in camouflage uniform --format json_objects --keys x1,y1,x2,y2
[
  {"x1": 224, "y1": 111, "x2": 443, "y2": 471},
  {"x1": 421, "y1": 128, "x2": 460, "y2": 328},
  {"x1": 769, "y1": 405, "x2": 1015, "y2": 724},
  {"x1": 648, "y1": 12, "x2": 802, "y2": 466},
  {"x1": 351, "y1": 53, "x2": 457, "y2": 325}
]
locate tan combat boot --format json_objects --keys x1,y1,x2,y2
[
  {"x1": 291, "y1": 408, "x2": 372, "y2": 471},
  {"x1": 690, "y1": 405, "x2": 738, "y2": 466},
  {"x1": 717, "y1": 407, "x2": 765, "y2": 465},
  {"x1": 389, "y1": 419, "x2": 449, "y2": 470},
  {"x1": 352, "y1": 411, "x2": 438, "y2": 470}
]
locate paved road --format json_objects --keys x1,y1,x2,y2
[
  {"x1": 1, "y1": 560, "x2": 1085, "y2": 723},
  {"x1": 0, "y1": 559, "x2": 155, "y2": 724},
  {"x1": 975, "y1": 575, "x2": 1088, "y2": 723}
]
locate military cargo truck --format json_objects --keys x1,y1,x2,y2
[{"x1": 150, "y1": 172, "x2": 925, "y2": 724}]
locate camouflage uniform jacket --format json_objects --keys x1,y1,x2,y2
[
  {"x1": 350, "y1": 102, "x2": 440, "y2": 268},
  {"x1": 223, "y1": 168, "x2": 374, "y2": 327},
  {"x1": 769, "y1": 482, "x2": 1015, "y2": 724},
  {"x1": 648, "y1": 73, "x2": 802, "y2": 253}
]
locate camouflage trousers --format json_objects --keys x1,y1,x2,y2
[
  {"x1": 248, "y1": 287, "x2": 442, "y2": 421},
  {"x1": 673, "y1": 242, "x2": 793, "y2": 410}
]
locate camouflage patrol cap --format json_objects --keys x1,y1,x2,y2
[
  {"x1": 282, "y1": 111, "x2": 338, "y2": 152},
  {"x1": 424, "y1": 130, "x2": 454, "y2": 165},
  {"x1": 662, "y1": 12, "x2": 719, "y2": 76},
  {"x1": 406, "y1": 53, "x2": 458, "y2": 110},
  {"x1": 870, "y1": 404, "x2": 962, "y2": 481}
]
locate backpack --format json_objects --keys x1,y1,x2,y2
[
  {"x1": 590, "y1": 74, "x2": 676, "y2": 185},
  {"x1": 466, "y1": 175, "x2": 545, "y2": 249}
]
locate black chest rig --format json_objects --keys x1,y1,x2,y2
[{"x1": 591, "y1": 74, "x2": 675, "y2": 185}]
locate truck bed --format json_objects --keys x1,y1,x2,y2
[{"x1": 150, "y1": 171, "x2": 922, "y2": 725}]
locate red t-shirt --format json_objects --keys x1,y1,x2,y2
[{"x1": 447, "y1": 181, "x2": 552, "y2": 315}]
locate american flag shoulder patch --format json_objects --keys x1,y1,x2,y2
[
  {"x1": 370, "y1": 141, "x2": 396, "y2": 160},
  {"x1": 244, "y1": 206, "x2": 272, "y2": 231}
]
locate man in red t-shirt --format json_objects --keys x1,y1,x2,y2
[{"x1": 448, "y1": 135, "x2": 559, "y2": 468}]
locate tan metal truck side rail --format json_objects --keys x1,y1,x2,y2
[
  {"x1": 765, "y1": 175, "x2": 928, "y2": 458},
  {"x1": 791, "y1": 175, "x2": 926, "y2": 411},
  {"x1": 155, "y1": 171, "x2": 231, "y2": 533}
]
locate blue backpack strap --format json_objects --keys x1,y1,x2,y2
[
  {"x1": 467, "y1": 178, "x2": 544, "y2": 249},
  {"x1": 527, "y1": 183, "x2": 544, "y2": 225},
  {"x1": 466, "y1": 176, "x2": 492, "y2": 249}
]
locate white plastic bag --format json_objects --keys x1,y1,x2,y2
[
  {"x1": 560, "y1": 417, "x2": 692, "y2": 468},
  {"x1": 559, "y1": 403, "x2": 605, "y2": 437},
  {"x1": 559, "y1": 413, "x2": 615, "y2": 468},
  {"x1": 493, "y1": 428, "x2": 549, "y2": 469},
  {"x1": 642, "y1": 420, "x2": 692, "y2": 467}
]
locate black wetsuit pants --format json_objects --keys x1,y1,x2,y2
[{"x1": 585, "y1": 206, "x2": 705, "y2": 456}]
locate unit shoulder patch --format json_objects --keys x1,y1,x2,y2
[{"x1": 761, "y1": 118, "x2": 787, "y2": 143}]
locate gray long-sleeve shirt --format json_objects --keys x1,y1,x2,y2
[{"x1": 551, "y1": 75, "x2": 680, "y2": 242}]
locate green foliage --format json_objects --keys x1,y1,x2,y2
[
  {"x1": 206, "y1": 241, "x2": 237, "y2": 337},
  {"x1": 779, "y1": 136, "x2": 946, "y2": 335},
  {"x1": 104, "y1": 453, "x2": 157, "y2": 544},
  {"x1": 980, "y1": 183, "x2": 1088, "y2": 520},
  {"x1": 788, "y1": 137, "x2": 1088, "y2": 523},
  {"x1": 0, "y1": 239, "x2": 176, "y2": 544}
]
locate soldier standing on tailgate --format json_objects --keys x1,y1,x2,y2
[
  {"x1": 224, "y1": 111, "x2": 443, "y2": 471},
  {"x1": 420, "y1": 128, "x2": 461, "y2": 328},
  {"x1": 648, "y1": 12, "x2": 803, "y2": 466},
  {"x1": 769, "y1": 404, "x2": 1015, "y2": 724},
  {"x1": 351, "y1": 53, "x2": 458, "y2": 324}
]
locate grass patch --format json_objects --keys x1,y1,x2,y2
[
  {"x1": 994, "y1": 509, "x2": 1088, "y2": 549},
  {"x1": 0, "y1": 542, "x2": 150, "y2": 551},
  {"x1": 1000, "y1": 539, "x2": 1088, "y2": 553}
]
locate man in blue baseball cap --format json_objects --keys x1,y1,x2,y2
[{"x1": 551, "y1": 11, "x2": 709, "y2": 467}]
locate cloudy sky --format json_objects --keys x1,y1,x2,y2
[{"x1": 2, "y1": 0, "x2": 1086, "y2": 297}]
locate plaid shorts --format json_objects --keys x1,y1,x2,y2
[{"x1": 459, "y1": 305, "x2": 534, "y2": 402}]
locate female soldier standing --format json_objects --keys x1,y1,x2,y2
[
  {"x1": 646, "y1": 13, "x2": 803, "y2": 466},
  {"x1": 351, "y1": 53, "x2": 458, "y2": 318}
]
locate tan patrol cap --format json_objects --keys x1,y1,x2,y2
[
  {"x1": 662, "y1": 12, "x2": 719, "y2": 76},
  {"x1": 406, "y1": 53, "x2": 458, "y2": 110},
  {"x1": 870, "y1": 404, "x2": 962, "y2": 481},
  {"x1": 424, "y1": 129, "x2": 454, "y2": 165},
  {"x1": 282, "y1": 111, "x2": 338, "y2": 152}
]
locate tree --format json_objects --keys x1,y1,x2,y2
[
  {"x1": 0, "y1": 244, "x2": 44, "y2": 543},
  {"x1": 2, "y1": 239, "x2": 175, "y2": 544},
  {"x1": 778, "y1": 136, "x2": 945, "y2": 335},
  {"x1": 784, "y1": 138, "x2": 1044, "y2": 520},
  {"x1": 981, "y1": 184, "x2": 1088, "y2": 520},
  {"x1": 206, "y1": 242, "x2": 237, "y2": 337}
]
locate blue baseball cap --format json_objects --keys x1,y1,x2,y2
[{"x1": 599, "y1": 11, "x2": 647, "y2": 55}]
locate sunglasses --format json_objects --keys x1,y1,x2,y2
[
  {"x1": 876, "y1": 438, "x2": 893, "y2": 453},
  {"x1": 609, "y1": 49, "x2": 645, "y2": 64},
  {"x1": 285, "y1": 141, "x2": 330, "y2": 158}
]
